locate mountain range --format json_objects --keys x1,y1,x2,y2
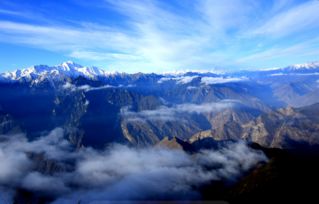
[
  {"x1": 1, "y1": 61, "x2": 319, "y2": 203},
  {"x1": 1, "y1": 61, "x2": 319, "y2": 149}
]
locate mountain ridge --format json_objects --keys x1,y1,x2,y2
[
  {"x1": 0, "y1": 61, "x2": 319, "y2": 149},
  {"x1": 1, "y1": 61, "x2": 319, "y2": 83}
]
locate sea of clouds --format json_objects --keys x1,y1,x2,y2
[{"x1": 0, "y1": 128, "x2": 267, "y2": 203}]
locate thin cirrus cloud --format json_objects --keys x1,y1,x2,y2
[
  {"x1": 0, "y1": 0, "x2": 318, "y2": 72},
  {"x1": 251, "y1": 0, "x2": 319, "y2": 37}
]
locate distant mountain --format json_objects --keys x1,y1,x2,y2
[
  {"x1": 269, "y1": 61, "x2": 319, "y2": 72},
  {"x1": 1, "y1": 61, "x2": 319, "y2": 91},
  {"x1": 0, "y1": 61, "x2": 319, "y2": 149},
  {"x1": 189, "y1": 104, "x2": 319, "y2": 148},
  {"x1": 0, "y1": 61, "x2": 126, "y2": 83}
]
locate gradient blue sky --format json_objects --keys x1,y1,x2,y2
[{"x1": 0, "y1": 0, "x2": 319, "y2": 72}]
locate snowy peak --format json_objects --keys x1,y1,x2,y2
[
  {"x1": 0, "y1": 61, "x2": 111, "y2": 82},
  {"x1": 257, "y1": 62, "x2": 319, "y2": 77},
  {"x1": 285, "y1": 62, "x2": 319, "y2": 70},
  {"x1": 57, "y1": 61, "x2": 107, "y2": 78},
  {"x1": 60, "y1": 61, "x2": 81, "y2": 69},
  {"x1": 0, "y1": 61, "x2": 223, "y2": 83},
  {"x1": 1, "y1": 61, "x2": 319, "y2": 83}
]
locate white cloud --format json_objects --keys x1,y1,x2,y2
[
  {"x1": 236, "y1": 37, "x2": 319, "y2": 65},
  {"x1": 0, "y1": 0, "x2": 260, "y2": 72},
  {"x1": 0, "y1": 128, "x2": 74, "y2": 161},
  {"x1": 121, "y1": 106, "x2": 177, "y2": 122},
  {"x1": 55, "y1": 141, "x2": 267, "y2": 203},
  {"x1": 0, "y1": 0, "x2": 318, "y2": 71},
  {"x1": 121, "y1": 100, "x2": 238, "y2": 122},
  {"x1": 0, "y1": 127, "x2": 267, "y2": 202},
  {"x1": 69, "y1": 50, "x2": 141, "y2": 62},
  {"x1": 252, "y1": 1, "x2": 319, "y2": 37},
  {"x1": 187, "y1": 86, "x2": 198, "y2": 90},
  {"x1": 0, "y1": 9, "x2": 21, "y2": 16},
  {"x1": 175, "y1": 101, "x2": 238, "y2": 114},
  {"x1": 62, "y1": 82, "x2": 115, "y2": 92},
  {"x1": 0, "y1": 139, "x2": 32, "y2": 185},
  {"x1": 201, "y1": 77, "x2": 247, "y2": 85},
  {"x1": 157, "y1": 75, "x2": 198, "y2": 84},
  {"x1": 197, "y1": 0, "x2": 257, "y2": 33},
  {"x1": 21, "y1": 172, "x2": 69, "y2": 194}
]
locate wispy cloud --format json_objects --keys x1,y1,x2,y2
[
  {"x1": 0, "y1": 20, "x2": 132, "y2": 51},
  {"x1": 62, "y1": 82, "x2": 133, "y2": 92},
  {"x1": 237, "y1": 36, "x2": 319, "y2": 65},
  {"x1": 0, "y1": 0, "x2": 318, "y2": 71},
  {"x1": 0, "y1": 8, "x2": 22, "y2": 16},
  {"x1": 251, "y1": 0, "x2": 319, "y2": 38},
  {"x1": 201, "y1": 76, "x2": 248, "y2": 85},
  {"x1": 62, "y1": 82, "x2": 115, "y2": 92},
  {"x1": 121, "y1": 100, "x2": 238, "y2": 122},
  {"x1": 157, "y1": 75, "x2": 199, "y2": 84}
]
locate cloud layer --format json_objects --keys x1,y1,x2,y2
[
  {"x1": 62, "y1": 82, "x2": 116, "y2": 92},
  {"x1": 0, "y1": 127, "x2": 267, "y2": 203},
  {"x1": 201, "y1": 76, "x2": 248, "y2": 85},
  {"x1": 121, "y1": 100, "x2": 238, "y2": 122}
]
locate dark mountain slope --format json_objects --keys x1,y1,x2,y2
[{"x1": 225, "y1": 144, "x2": 319, "y2": 203}]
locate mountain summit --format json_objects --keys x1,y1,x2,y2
[{"x1": 0, "y1": 61, "x2": 112, "y2": 82}]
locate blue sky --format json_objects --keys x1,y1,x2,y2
[{"x1": 0, "y1": 0, "x2": 319, "y2": 72}]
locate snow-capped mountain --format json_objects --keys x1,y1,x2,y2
[
  {"x1": 265, "y1": 62, "x2": 319, "y2": 76},
  {"x1": 1, "y1": 61, "x2": 319, "y2": 84},
  {"x1": 286, "y1": 61, "x2": 319, "y2": 70},
  {"x1": 0, "y1": 61, "x2": 227, "y2": 85},
  {"x1": 0, "y1": 61, "x2": 120, "y2": 82},
  {"x1": 0, "y1": 61, "x2": 222, "y2": 82},
  {"x1": 261, "y1": 62, "x2": 319, "y2": 71},
  {"x1": 261, "y1": 62, "x2": 319, "y2": 73},
  {"x1": 1, "y1": 60, "x2": 319, "y2": 151},
  {"x1": 229, "y1": 62, "x2": 319, "y2": 78}
]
